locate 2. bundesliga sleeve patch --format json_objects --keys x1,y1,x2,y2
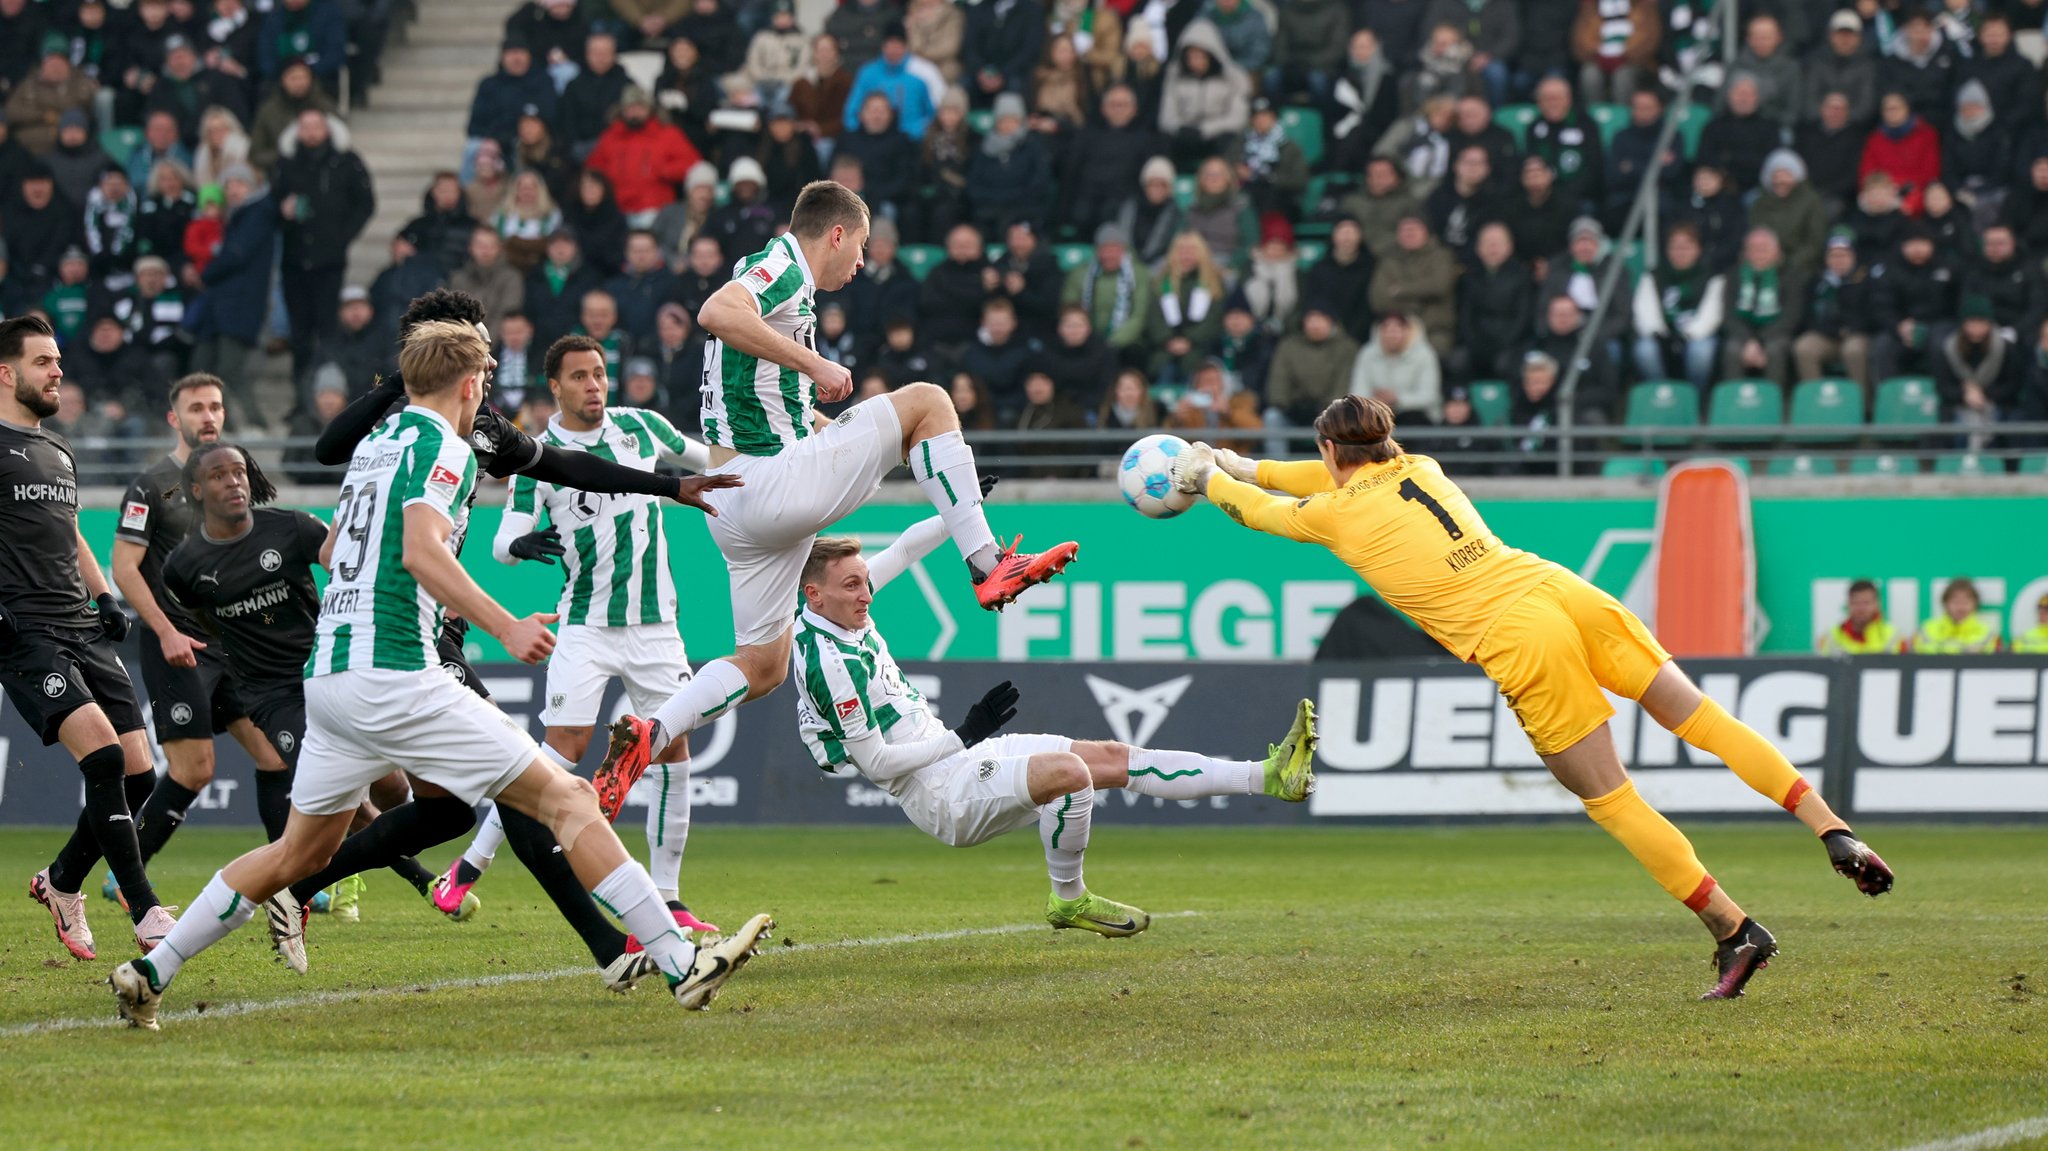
[
  {"x1": 120, "y1": 500, "x2": 149, "y2": 531},
  {"x1": 749, "y1": 265, "x2": 776, "y2": 288},
  {"x1": 427, "y1": 463, "x2": 463, "y2": 491},
  {"x1": 836, "y1": 698, "x2": 862, "y2": 722}
]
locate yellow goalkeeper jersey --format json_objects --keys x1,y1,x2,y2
[{"x1": 1207, "y1": 455, "x2": 1562, "y2": 660}]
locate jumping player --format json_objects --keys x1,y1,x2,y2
[
  {"x1": 108, "y1": 321, "x2": 772, "y2": 1030},
  {"x1": 2, "y1": 315, "x2": 177, "y2": 958},
  {"x1": 436, "y1": 335, "x2": 719, "y2": 937},
  {"x1": 597, "y1": 180, "x2": 1080, "y2": 807},
  {"x1": 1171, "y1": 397, "x2": 1896, "y2": 999},
  {"x1": 791, "y1": 485, "x2": 1318, "y2": 935}
]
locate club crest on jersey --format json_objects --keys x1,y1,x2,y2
[
  {"x1": 835, "y1": 698, "x2": 861, "y2": 722},
  {"x1": 41, "y1": 673, "x2": 66, "y2": 698},
  {"x1": 120, "y1": 500, "x2": 149, "y2": 531},
  {"x1": 259, "y1": 548, "x2": 283, "y2": 572},
  {"x1": 550, "y1": 692, "x2": 566, "y2": 712},
  {"x1": 976, "y1": 759, "x2": 999, "y2": 781},
  {"x1": 170, "y1": 703, "x2": 194, "y2": 726}
]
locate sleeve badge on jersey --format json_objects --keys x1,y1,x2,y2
[
  {"x1": 835, "y1": 698, "x2": 862, "y2": 722},
  {"x1": 749, "y1": 264, "x2": 776, "y2": 288},
  {"x1": 428, "y1": 463, "x2": 463, "y2": 489},
  {"x1": 120, "y1": 500, "x2": 149, "y2": 531}
]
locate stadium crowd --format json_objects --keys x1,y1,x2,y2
[{"x1": 8, "y1": 0, "x2": 2048, "y2": 474}]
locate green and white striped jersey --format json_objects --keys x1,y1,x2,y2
[
  {"x1": 792, "y1": 606, "x2": 947, "y2": 785},
  {"x1": 700, "y1": 233, "x2": 817, "y2": 457},
  {"x1": 495, "y1": 408, "x2": 693, "y2": 628},
  {"x1": 309, "y1": 407, "x2": 477, "y2": 677}
]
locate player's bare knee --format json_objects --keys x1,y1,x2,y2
[
  {"x1": 163, "y1": 740, "x2": 217, "y2": 788},
  {"x1": 537, "y1": 771, "x2": 604, "y2": 851},
  {"x1": 1031, "y1": 752, "x2": 1090, "y2": 800}
]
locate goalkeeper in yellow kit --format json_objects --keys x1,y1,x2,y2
[{"x1": 1171, "y1": 396, "x2": 1894, "y2": 999}]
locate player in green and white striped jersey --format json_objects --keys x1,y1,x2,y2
[
  {"x1": 443, "y1": 335, "x2": 720, "y2": 937},
  {"x1": 599, "y1": 180, "x2": 1080, "y2": 810},
  {"x1": 789, "y1": 480, "x2": 1322, "y2": 939},
  {"x1": 111, "y1": 321, "x2": 775, "y2": 1031}
]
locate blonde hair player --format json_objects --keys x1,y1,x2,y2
[{"x1": 1168, "y1": 396, "x2": 1895, "y2": 999}]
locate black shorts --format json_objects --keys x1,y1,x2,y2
[
  {"x1": 0, "y1": 626, "x2": 147, "y2": 745},
  {"x1": 140, "y1": 638, "x2": 247, "y2": 742},
  {"x1": 437, "y1": 618, "x2": 492, "y2": 702},
  {"x1": 243, "y1": 683, "x2": 308, "y2": 770}
]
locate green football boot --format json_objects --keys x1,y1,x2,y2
[
  {"x1": 327, "y1": 875, "x2": 366, "y2": 923},
  {"x1": 1261, "y1": 698, "x2": 1318, "y2": 802},
  {"x1": 1046, "y1": 890, "x2": 1151, "y2": 938}
]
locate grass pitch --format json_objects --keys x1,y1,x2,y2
[{"x1": 1, "y1": 823, "x2": 2043, "y2": 1150}]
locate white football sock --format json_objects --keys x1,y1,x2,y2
[
  {"x1": 1040, "y1": 785, "x2": 1094, "y2": 900},
  {"x1": 591, "y1": 860, "x2": 696, "y2": 984},
  {"x1": 647, "y1": 758, "x2": 692, "y2": 903},
  {"x1": 1122, "y1": 749, "x2": 1259, "y2": 799},
  {"x1": 648, "y1": 659, "x2": 749, "y2": 750},
  {"x1": 462, "y1": 803, "x2": 507, "y2": 872},
  {"x1": 908, "y1": 431, "x2": 1000, "y2": 575},
  {"x1": 139, "y1": 871, "x2": 255, "y2": 990}
]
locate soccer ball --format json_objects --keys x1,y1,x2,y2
[{"x1": 1119, "y1": 434, "x2": 1197, "y2": 519}]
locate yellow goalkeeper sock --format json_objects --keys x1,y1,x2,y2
[
  {"x1": 1673, "y1": 697, "x2": 1811, "y2": 812},
  {"x1": 1583, "y1": 780, "x2": 1716, "y2": 910}
]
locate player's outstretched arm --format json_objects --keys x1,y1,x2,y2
[
  {"x1": 402, "y1": 504, "x2": 556, "y2": 664},
  {"x1": 313, "y1": 373, "x2": 408, "y2": 465},
  {"x1": 520, "y1": 442, "x2": 742, "y2": 514},
  {"x1": 1255, "y1": 457, "x2": 1339, "y2": 498},
  {"x1": 1201, "y1": 472, "x2": 1331, "y2": 545},
  {"x1": 700, "y1": 279, "x2": 852, "y2": 401},
  {"x1": 842, "y1": 680, "x2": 1020, "y2": 782}
]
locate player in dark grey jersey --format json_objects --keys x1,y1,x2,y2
[
  {"x1": 109, "y1": 374, "x2": 292, "y2": 904},
  {"x1": 0, "y1": 315, "x2": 179, "y2": 961}
]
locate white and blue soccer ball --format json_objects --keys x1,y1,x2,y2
[{"x1": 1119, "y1": 433, "x2": 1197, "y2": 519}]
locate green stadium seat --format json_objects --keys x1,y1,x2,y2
[
  {"x1": 898, "y1": 244, "x2": 943, "y2": 281},
  {"x1": 1296, "y1": 174, "x2": 1334, "y2": 238},
  {"x1": 2021, "y1": 454, "x2": 2048, "y2": 474},
  {"x1": 1589, "y1": 103, "x2": 1628, "y2": 148},
  {"x1": 1873, "y1": 376, "x2": 1940, "y2": 428},
  {"x1": 1602, "y1": 456, "x2": 1667, "y2": 478},
  {"x1": 1279, "y1": 106, "x2": 1324, "y2": 167},
  {"x1": 99, "y1": 127, "x2": 142, "y2": 167},
  {"x1": 1493, "y1": 104, "x2": 1538, "y2": 149},
  {"x1": 1688, "y1": 455, "x2": 1751, "y2": 474},
  {"x1": 1788, "y1": 377, "x2": 1865, "y2": 441},
  {"x1": 1766, "y1": 454, "x2": 1838, "y2": 477},
  {"x1": 1677, "y1": 103, "x2": 1712, "y2": 159},
  {"x1": 1053, "y1": 243, "x2": 1092, "y2": 272},
  {"x1": 1623, "y1": 380, "x2": 1699, "y2": 446},
  {"x1": 1295, "y1": 240, "x2": 1327, "y2": 269},
  {"x1": 1467, "y1": 380, "x2": 1511, "y2": 426},
  {"x1": 1173, "y1": 174, "x2": 1195, "y2": 207},
  {"x1": 1706, "y1": 378, "x2": 1784, "y2": 442},
  {"x1": 1849, "y1": 453, "x2": 1921, "y2": 475},
  {"x1": 1934, "y1": 452, "x2": 1997, "y2": 475}
]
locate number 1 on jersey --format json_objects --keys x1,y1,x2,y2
[{"x1": 1398, "y1": 477, "x2": 1464, "y2": 541}]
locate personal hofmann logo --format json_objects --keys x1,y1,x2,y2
[
  {"x1": 259, "y1": 548, "x2": 283, "y2": 572},
  {"x1": 170, "y1": 703, "x2": 194, "y2": 726},
  {"x1": 41, "y1": 674, "x2": 66, "y2": 698},
  {"x1": 976, "y1": 758, "x2": 999, "y2": 781},
  {"x1": 1083, "y1": 675, "x2": 1194, "y2": 747}
]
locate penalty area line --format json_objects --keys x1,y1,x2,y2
[
  {"x1": 1895, "y1": 1117, "x2": 2048, "y2": 1151},
  {"x1": 1, "y1": 911, "x2": 1202, "y2": 1038}
]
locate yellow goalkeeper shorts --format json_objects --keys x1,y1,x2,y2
[{"x1": 1472, "y1": 571, "x2": 1672, "y2": 757}]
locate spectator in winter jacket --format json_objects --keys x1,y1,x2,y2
[
  {"x1": 1405, "y1": 23, "x2": 1482, "y2": 113},
  {"x1": 746, "y1": 0, "x2": 814, "y2": 103},
  {"x1": 1879, "y1": 11, "x2": 1956, "y2": 122},
  {"x1": 1936, "y1": 294, "x2": 2021, "y2": 439},
  {"x1": 845, "y1": 21, "x2": 935, "y2": 139},
  {"x1": 1794, "y1": 230, "x2": 1877, "y2": 391},
  {"x1": 920, "y1": 222, "x2": 994, "y2": 355},
  {"x1": 989, "y1": 218, "x2": 1061, "y2": 342},
  {"x1": 836, "y1": 92, "x2": 919, "y2": 221},
  {"x1": 1351, "y1": 312, "x2": 1444, "y2": 424},
  {"x1": 557, "y1": 30, "x2": 631, "y2": 158},
  {"x1": 1264, "y1": 302, "x2": 1361, "y2": 426},
  {"x1": 272, "y1": 106, "x2": 372, "y2": 376},
  {"x1": 1526, "y1": 76, "x2": 1603, "y2": 213},
  {"x1": 1145, "y1": 230, "x2": 1227, "y2": 383},
  {"x1": 1271, "y1": 0, "x2": 1349, "y2": 103},
  {"x1": 1448, "y1": 96, "x2": 1520, "y2": 197},
  {"x1": 1632, "y1": 222, "x2": 1725, "y2": 390},
  {"x1": 451, "y1": 225, "x2": 527, "y2": 331},
  {"x1": 522, "y1": 228, "x2": 601, "y2": 349},
  {"x1": 1524, "y1": 295, "x2": 1619, "y2": 421},
  {"x1": 1061, "y1": 222, "x2": 1155, "y2": 360},
  {"x1": 1182, "y1": 156, "x2": 1258, "y2": 276},
  {"x1": 1666, "y1": 162, "x2": 1745, "y2": 271},
  {"x1": 1727, "y1": 13, "x2": 1801, "y2": 126},
  {"x1": 1455, "y1": 222, "x2": 1532, "y2": 383},
  {"x1": 148, "y1": 37, "x2": 250, "y2": 146},
  {"x1": 1796, "y1": 92, "x2": 1866, "y2": 211},
  {"x1": 1327, "y1": 29, "x2": 1399, "y2": 174},
  {"x1": 832, "y1": 216, "x2": 918, "y2": 355},
  {"x1": 3, "y1": 164, "x2": 81, "y2": 291},
  {"x1": 257, "y1": 0, "x2": 346, "y2": 84},
  {"x1": 1870, "y1": 223, "x2": 1961, "y2": 380},
  {"x1": 1037, "y1": 304, "x2": 1117, "y2": 407},
  {"x1": 1571, "y1": 0, "x2": 1659, "y2": 107},
  {"x1": 6, "y1": 35, "x2": 97, "y2": 156},
  {"x1": 1804, "y1": 9, "x2": 1878, "y2": 128},
  {"x1": 1959, "y1": 14, "x2": 2041, "y2": 134},
  {"x1": 1420, "y1": 0, "x2": 1519, "y2": 108},
  {"x1": 1540, "y1": 215, "x2": 1629, "y2": 351},
  {"x1": 1302, "y1": 217, "x2": 1377, "y2": 344},
  {"x1": 44, "y1": 109, "x2": 111, "y2": 209},
  {"x1": 959, "y1": 297, "x2": 1035, "y2": 417},
  {"x1": 967, "y1": 92, "x2": 1051, "y2": 234},
  {"x1": 585, "y1": 86, "x2": 701, "y2": 223},
  {"x1": 404, "y1": 171, "x2": 482, "y2": 276},
  {"x1": 826, "y1": 0, "x2": 900, "y2": 76},
  {"x1": 1336, "y1": 159, "x2": 1420, "y2": 258},
  {"x1": 126, "y1": 111, "x2": 193, "y2": 194},
  {"x1": 1239, "y1": 220, "x2": 1301, "y2": 337},
  {"x1": 1370, "y1": 216, "x2": 1460, "y2": 357},
  {"x1": 185, "y1": 164, "x2": 275, "y2": 415},
  {"x1": 1603, "y1": 87, "x2": 1684, "y2": 229},
  {"x1": 1376, "y1": 95, "x2": 1456, "y2": 199},
  {"x1": 1843, "y1": 170, "x2": 1908, "y2": 266},
  {"x1": 1721, "y1": 226, "x2": 1808, "y2": 384},
  {"x1": 503, "y1": 0, "x2": 588, "y2": 86},
  {"x1": 671, "y1": 0, "x2": 745, "y2": 77},
  {"x1": 370, "y1": 226, "x2": 448, "y2": 328},
  {"x1": 468, "y1": 40, "x2": 555, "y2": 158},
  {"x1": 1509, "y1": 155, "x2": 1576, "y2": 275},
  {"x1": 906, "y1": 0, "x2": 964, "y2": 83},
  {"x1": 1115, "y1": 154, "x2": 1187, "y2": 269},
  {"x1": 1222, "y1": 96, "x2": 1307, "y2": 222},
  {"x1": 1424, "y1": 145, "x2": 1507, "y2": 263},
  {"x1": 82, "y1": 164, "x2": 140, "y2": 289},
  {"x1": 1749, "y1": 148, "x2": 1828, "y2": 279},
  {"x1": 1063, "y1": 85, "x2": 1165, "y2": 243},
  {"x1": 961, "y1": 0, "x2": 1044, "y2": 109},
  {"x1": 249, "y1": 60, "x2": 330, "y2": 175},
  {"x1": 1964, "y1": 225, "x2": 2045, "y2": 339},
  {"x1": 1862, "y1": 90, "x2": 1943, "y2": 216},
  {"x1": 1944, "y1": 80, "x2": 2011, "y2": 221},
  {"x1": 791, "y1": 33, "x2": 855, "y2": 148},
  {"x1": 1697, "y1": 73, "x2": 1781, "y2": 193},
  {"x1": 1158, "y1": 19, "x2": 1250, "y2": 168}
]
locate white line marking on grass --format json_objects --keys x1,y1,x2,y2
[
  {"x1": 1897, "y1": 1117, "x2": 2048, "y2": 1151},
  {"x1": 0, "y1": 911, "x2": 1202, "y2": 1038}
]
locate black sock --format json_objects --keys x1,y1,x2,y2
[
  {"x1": 135, "y1": 776, "x2": 201, "y2": 862},
  {"x1": 78, "y1": 746, "x2": 158, "y2": 921},
  {"x1": 497, "y1": 805, "x2": 627, "y2": 966},
  {"x1": 253, "y1": 768, "x2": 294, "y2": 842},
  {"x1": 390, "y1": 856, "x2": 435, "y2": 895},
  {"x1": 288, "y1": 797, "x2": 476, "y2": 903},
  {"x1": 454, "y1": 858, "x2": 483, "y2": 886},
  {"x1": 46, "y1": 807, "x2": 102, "y2": 894}
]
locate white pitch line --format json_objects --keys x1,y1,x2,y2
[
  {"x1": 0, "y1": 911, "x2": 1202, "y2": 1039},
  {"x1": 1896, "y1": 1117, "x2": 2048, "y2": 1151}
]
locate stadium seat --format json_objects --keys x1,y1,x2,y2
[
  {"x1": 1295, "y1": 240, "x2": 1327, "y2": 268},
  {"x1": 1788, "y1": 377, "x2": 1865, "y2": 441},
  {"x1": 1849, "y1": 453, "x2": 1921, "y2": 475},
  {"x1": 1934, "y1": 452, "x2": 1997, "y2": 475},
  {"x1": 1279, "y1": 106, "x2": 1324, "y2": 166},
  {"x1": 1053, "y1": 243, "x2": 1091, "y2": 271},
  {"x1": 898, "y1": 244, "x2": 943, "y2": 281},
  {"x1": 1467, "y1": 380, "x2": 1511, "y2": 426},
  {"x1": 1602, "y1": 456, "x2": 1667, "y2": 477},
  {"x1": 99, "y1": 127, "x2": 141, "y2": 167},
  {"x1": 1622, "y1": 380, "x2": 1699, "y2": 446},
  {"x1": 1173, "y1": 174, "x2": 1195, "y2": 207},
  {"x1": 1493, "y1": 103, "x2": 1538, "y2": 148},
  {"x1": 1677, "y1": 103, "x2": 1712, "y2": 159},
  {"x1": 1688, "y1": 454, "x2": 1750, "y2": 474},
  {"x1": 1296, "y1": 175, "x2": 1334, "y2": 238},
  {"x1": 1873, "y1": 376, "x2": 1940, "y2": 428},
  {"x1": 1706, "y1": 379, "x2": 1784, "y2": 442},
  {"x1": 1765, "y1": 454, "x2": 1838, "y2": 477},
  {"x1": 1589, "y1": 103, "x2": 1628, "y2": 148},
  {"x1": 2022, "y1": 454, "x2": 2048, "y2": 474}
]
